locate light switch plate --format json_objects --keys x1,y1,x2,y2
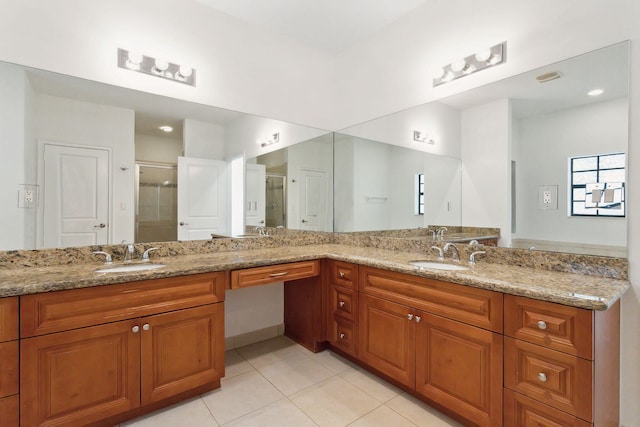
[{"x1": 538, "y1": 185, "x2": 558, "y2": 210}]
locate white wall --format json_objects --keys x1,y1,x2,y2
[
  {"x1": 424, "y1": 154, "x2": 462, "y2": 227},
  {"x1": 225, "y1": 283, "x2": 283, "y2": 338},
  {"x1": 0, "y1": 0, "x2": 335, "y2": 130},
  {"x1": 0, "y1": 63, "x2": 27, "y2": 250},
  {"x1": 514, "y1": 98, "x2": 628, "y2": 248},
  {"x1": 35, "y1": 94, "x2": 136, "y2": 245},
  {"x1": 183, "y1": 119, "x2": 225, "y2": 160},
  {"x1": 135, "y1": 133, "x2": 182, "y2": 164},
  {"x1": 461, "y1": 99, "x2": 512, "y2": 245}
]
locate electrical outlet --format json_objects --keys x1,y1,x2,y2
[
  {"x1": 543, "y1": 190, "x2": 551, "y2": 204},
  {"x1": 538, "y1": 185, "x2": 558, "y2": 210},
  {"x1": 18, "y1": 185, "x2": 39, "y2": 208}
]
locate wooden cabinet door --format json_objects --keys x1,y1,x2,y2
[
  {"x1": 359, "y1": 294, "x2": 415, "y2": 388},
  {"x1": 141, "y1": 304, "x2": 224, "y2": 404},
  {"x1": 21, "y1": 319, "x2": 141, "y2": 427},
  {"x1": 415, "y1": 312, "x2": 503, "y2": 427}
]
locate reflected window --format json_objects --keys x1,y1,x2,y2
[
  {"x1": 415, "y1": 174, "x2": 424, "y2": 215},
  {"x1": 570, "y1": 153, "x2": 625, "y2": 217}
]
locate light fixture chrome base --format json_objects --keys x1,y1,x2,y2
[
  {"x1": 433, "y1": 42, "x2": 506, "y2": 87},
  {"x1": 117, "y1": 48, "x2": 196, "y2": 86}
]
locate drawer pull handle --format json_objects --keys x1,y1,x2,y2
[
  {"x1": 407, "y1": 314, "x2": 414, "y2": 321},
  {"x1": 132, "y1": 326, "x2": 140, "y2": 333},
  {"x1": 415, "y1": 316, "x2": 422, "y2": 323},
  {"x1": 142, "y1": 324, "x2": 150, "y2": 331},
  {"x1": 339, "y1": 271, "x2": 345, "y2": 278},
  {"x1": 339, "y1": 333, "x2": 345, "y2": 339},
  {"x1": 537, "y1": 372, "x2": 547, "y2": 382},
  {"x1": 338, "y1": 301, "x2": 345, "y2": 308},
  {"x1": 269, "y1": 272, "x2": 289, "y2": 278},
  {"x1": 537, "y1": 320, "x2": 547, "y2": 330}
]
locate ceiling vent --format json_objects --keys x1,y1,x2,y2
[{"x1": 536, "y1": 71, "x2": 562, "y2": 83}]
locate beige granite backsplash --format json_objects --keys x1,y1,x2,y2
[{"x1": 0, "y1": 228, "x2": 627, "y2": 280}]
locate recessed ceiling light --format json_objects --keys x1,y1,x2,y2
[
  {"x1": 588, "y1": 89, "x2": 604, "y2": 96},
  {"x1": 158, "y1": 125, "x2": 173, "y2": 133}
]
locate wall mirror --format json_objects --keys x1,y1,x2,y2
[
  {"x1": 0, "y1": 60, "x2": 330, "y2": 251},
  {"x1": 337, "y1": 41, "x2": 629, "y2": 256}
]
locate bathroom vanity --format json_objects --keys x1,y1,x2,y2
[{"x1": 0, "y1": 241, "x2": 627, "y2": 426}]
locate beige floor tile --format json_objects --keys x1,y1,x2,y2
[
  {"x1": 290, "y1": 376, "x2": 381, "y2": 426},
  {"x1": 236, "y1": 335, "x2": 304, "y2": 370},
  {"x1": 224, "y1": 349, "x2": 254, "y2": 378},
  {"x1": 386, "y1": 394, "x2": 464, "y2": 427},
  {"x1": 201, "y1": 370, "x2": 284, "y2": 425},
  {"x1": 348, "y1": 405, "x2": 417, "y2": 427},
  {"x1": 340, "y1": 367, "x2": 402, "y2": 403},
  {"x1": 305, "y1": 349, "x2": 359, "y2": 374},
  {"x1": 257, "y1": 351, "x2": 335, "y2": 395},
  {"x1": 222, "y1": 399, "x2": 317, "y2": 427},
  {"x1": 121, "y1": 397, "x2": 218, "y2": 427}
]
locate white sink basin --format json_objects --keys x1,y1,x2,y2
[
  {"x1": 96, "y1": 263, "x2": 165, "y2": 273},
  {"x1": 408, "y1": 261, "x2": 468, "y2": 271}
]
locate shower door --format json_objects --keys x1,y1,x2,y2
[
  {"x1": 265, "y1": 174, "x2": 286, "y2": 228},
  {"x1": 135, "y1": 162, "x2": 178, "y2": 243}
]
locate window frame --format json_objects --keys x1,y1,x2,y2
[{"x1": 569, "y1": 152, "x2": 625, "y2": 218}]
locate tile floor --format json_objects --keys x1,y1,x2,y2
[{"x1": 121, "y1": 336, "x2": 464, "y2": 427}]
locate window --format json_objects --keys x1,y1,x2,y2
[
  {"x1": 570, "y1": 153, "x2": 625, "y2": 217},
  {"x1": 415, "y1": 174, "x2": 424, "y2": 215}
]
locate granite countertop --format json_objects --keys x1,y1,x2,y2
[{"x1": 0, "y1": 244, "x2": 628, "y2": 310}]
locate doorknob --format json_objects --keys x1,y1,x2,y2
[
  {"x1": 179, "y1": 222, "x2": 189, "y2": 226},
  {"x1": 301, "y1": 219, "x2": 308, "y2": 223},
  {"x1": 93, "y1": 223, "x2": 106, "y2": 228}
]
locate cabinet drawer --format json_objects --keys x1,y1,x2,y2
[
  {"x1": 231, "y1": 260, "x2": 319, "y2": 289},
  {"x1": 0, "y1": 394, "x2": 19, "y2": 427},
  {"x1": 0, "y1": 341, "x2": 18, "y2": 398},
  {"x1": 329, "y1": 284, "x2": 358, "y2": 322},
  {"x1": 504, "y1": 337, "x2": 592, "y2": 422},
  {"x1": 21, "y1": 272, "x2": 226, "y2": 337},
  {"x1": 329, "y1": 318, "x2": 357, "y2": 356},
  {"x1": 359, "y1": 266, "x2": 502, "y2": 332},
  {"x1": 0, "y1": 298, "x2": 18, "y2": 343},
  {"x1": 505, "y1": 295, "x2": 593, "y2": 359},
  {"x1": 327, "y1": 260, "x2": 357, "y2": 289},
  {"x1": 504, "y1": 389, "x2": 591, "y2": 427}
]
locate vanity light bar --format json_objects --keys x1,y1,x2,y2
[
  {"x1": 117, "y1": 48, "x2": 196, "y2": 86},
  {"x1": 260, "y1": 132, "x2": 280, "y2": 148},
  {"x1": 433, "y1": 42, "x2": 506, "y2": 87},
  {"x1": 413, "y1": 130, "x2": 435, "y2": 144}
]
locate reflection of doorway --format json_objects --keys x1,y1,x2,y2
[
  {"x1": 265, "y1": 174, "x2": 286, "y2": 228},
  {"x1": 135, "y1": 162, "x2": 177, "y2": 243}
]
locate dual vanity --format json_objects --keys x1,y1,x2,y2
[{"x1": 0, "y1": 233, "x2": 629, "y2": 426}]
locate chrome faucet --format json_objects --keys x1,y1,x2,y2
[
  {"x1": 436, "y1": 227, "x2": 448, "y2": 239},
  {"x1": 469, "y1": 251, "x2": 486, "y2": 265},
  {"x1": 443, "y1": 243, "x2": 460, "y2": 261},
  {"x1": 93, "y1": 251, "x2": 112, "y2": 264},
  {"x1": 141, "y1": 247, "x2": 158, "y2": 262},
  {"x1": 430, "y1": 246, "x2": 444, "y2": 261},
  {"x1": 255, "y1": 225, "x2": 268, "y2": 236},
  {"x1": 123, "y1": 243, "x2": 135, "y2": 263}
]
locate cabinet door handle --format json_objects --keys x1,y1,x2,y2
[
  {"x1": 142, "y1": 324, "x2": 150, "y2": 331},
  {"x1": 537, "y1": 372, "x2": 547, "y2": 382},
  {"x1": 407, "y1": 314, "x2": 414, "y2": 321},
  {"x1": 537, "y1": 320, "x2": 547, "y2": 330},
  {"x1": 415, "y1": 316, "x2": 422, "y2": 323},
  {"x1": 338, "y1": 301, "x2": 345, "y2": 308},
  {"x1": 132, "y1": 325, "x2": 140, "y2": 333},
  {"x1": 269, "y1": 272, "x2": 289, "y2": 278},
  {"x1": 338, "y1": 271, "x2": 345, "y2": 278},
  {"x1": 93, "y1": 223, "x2": 106, "y2": 228},
  {"x1": 339, "y1": 333, "x2": 345, "y2": 339}
]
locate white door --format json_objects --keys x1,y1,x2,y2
[
  {"x1": 299, "y1": 169, "x2": 327, "y2": 231},
  {"x1": 245, "y1": 163, "x2": 266, "y2": 227},
  {"x1": 177, "y1": 157, "x2": 228, "y2": 240},
  {"x1": 43, "y1": 144, "x2": 110, "y2": 248}
]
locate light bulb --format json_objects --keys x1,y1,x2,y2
[
  {"x1": 588, "y1": 88, "x2": 604, "y2": 96},
  {"x1": 127, "y1": 51, "x2": 143, "y2": 65},
  {"x1": 451, "y1": 59, "x2": 467, "y2": 73},
  {"x1": 155, "y1": 59, "x2": 169, "y2": 71},
  {"x1": 488, "y1": 54, "x2": 502, "y2": 65},
  {"x1": 158, "y1": 125, "x2": 173, "y2": 133},
  {"x1": 178, "y1": 65, "x2": 193, "y2": 78},
  {"x1": 475, "y1": 48, "x2": 492, "y2": 62}
]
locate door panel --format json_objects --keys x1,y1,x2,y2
[
  {"x1": 20, "y1": 319, "x2": 140, "y2": 426},
  {"x1": 299, "y1": 169, "x2": 327, "y2": 230},
  {"x1": 415, "y1": 312, "x2": 503, "y2": 427},
  {"x1": 245, "y1": 163, "x2": 266, "y2": 227},
  {"x1": 43, "y1": 144, "x2": 109, "y2": 248},
  {"x1": 359, "y1": 294, "x2": 415, "y2": 387},
  {"x1": 177, "y1": 157, "x2": 228, "y2": 240},
  {"x1": 141, "y1": 304, "x2": 224, "y2": 404}
]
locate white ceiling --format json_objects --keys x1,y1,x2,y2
[{"x1": 193, "y1": 0, "x2": 428, "y2": 54}]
